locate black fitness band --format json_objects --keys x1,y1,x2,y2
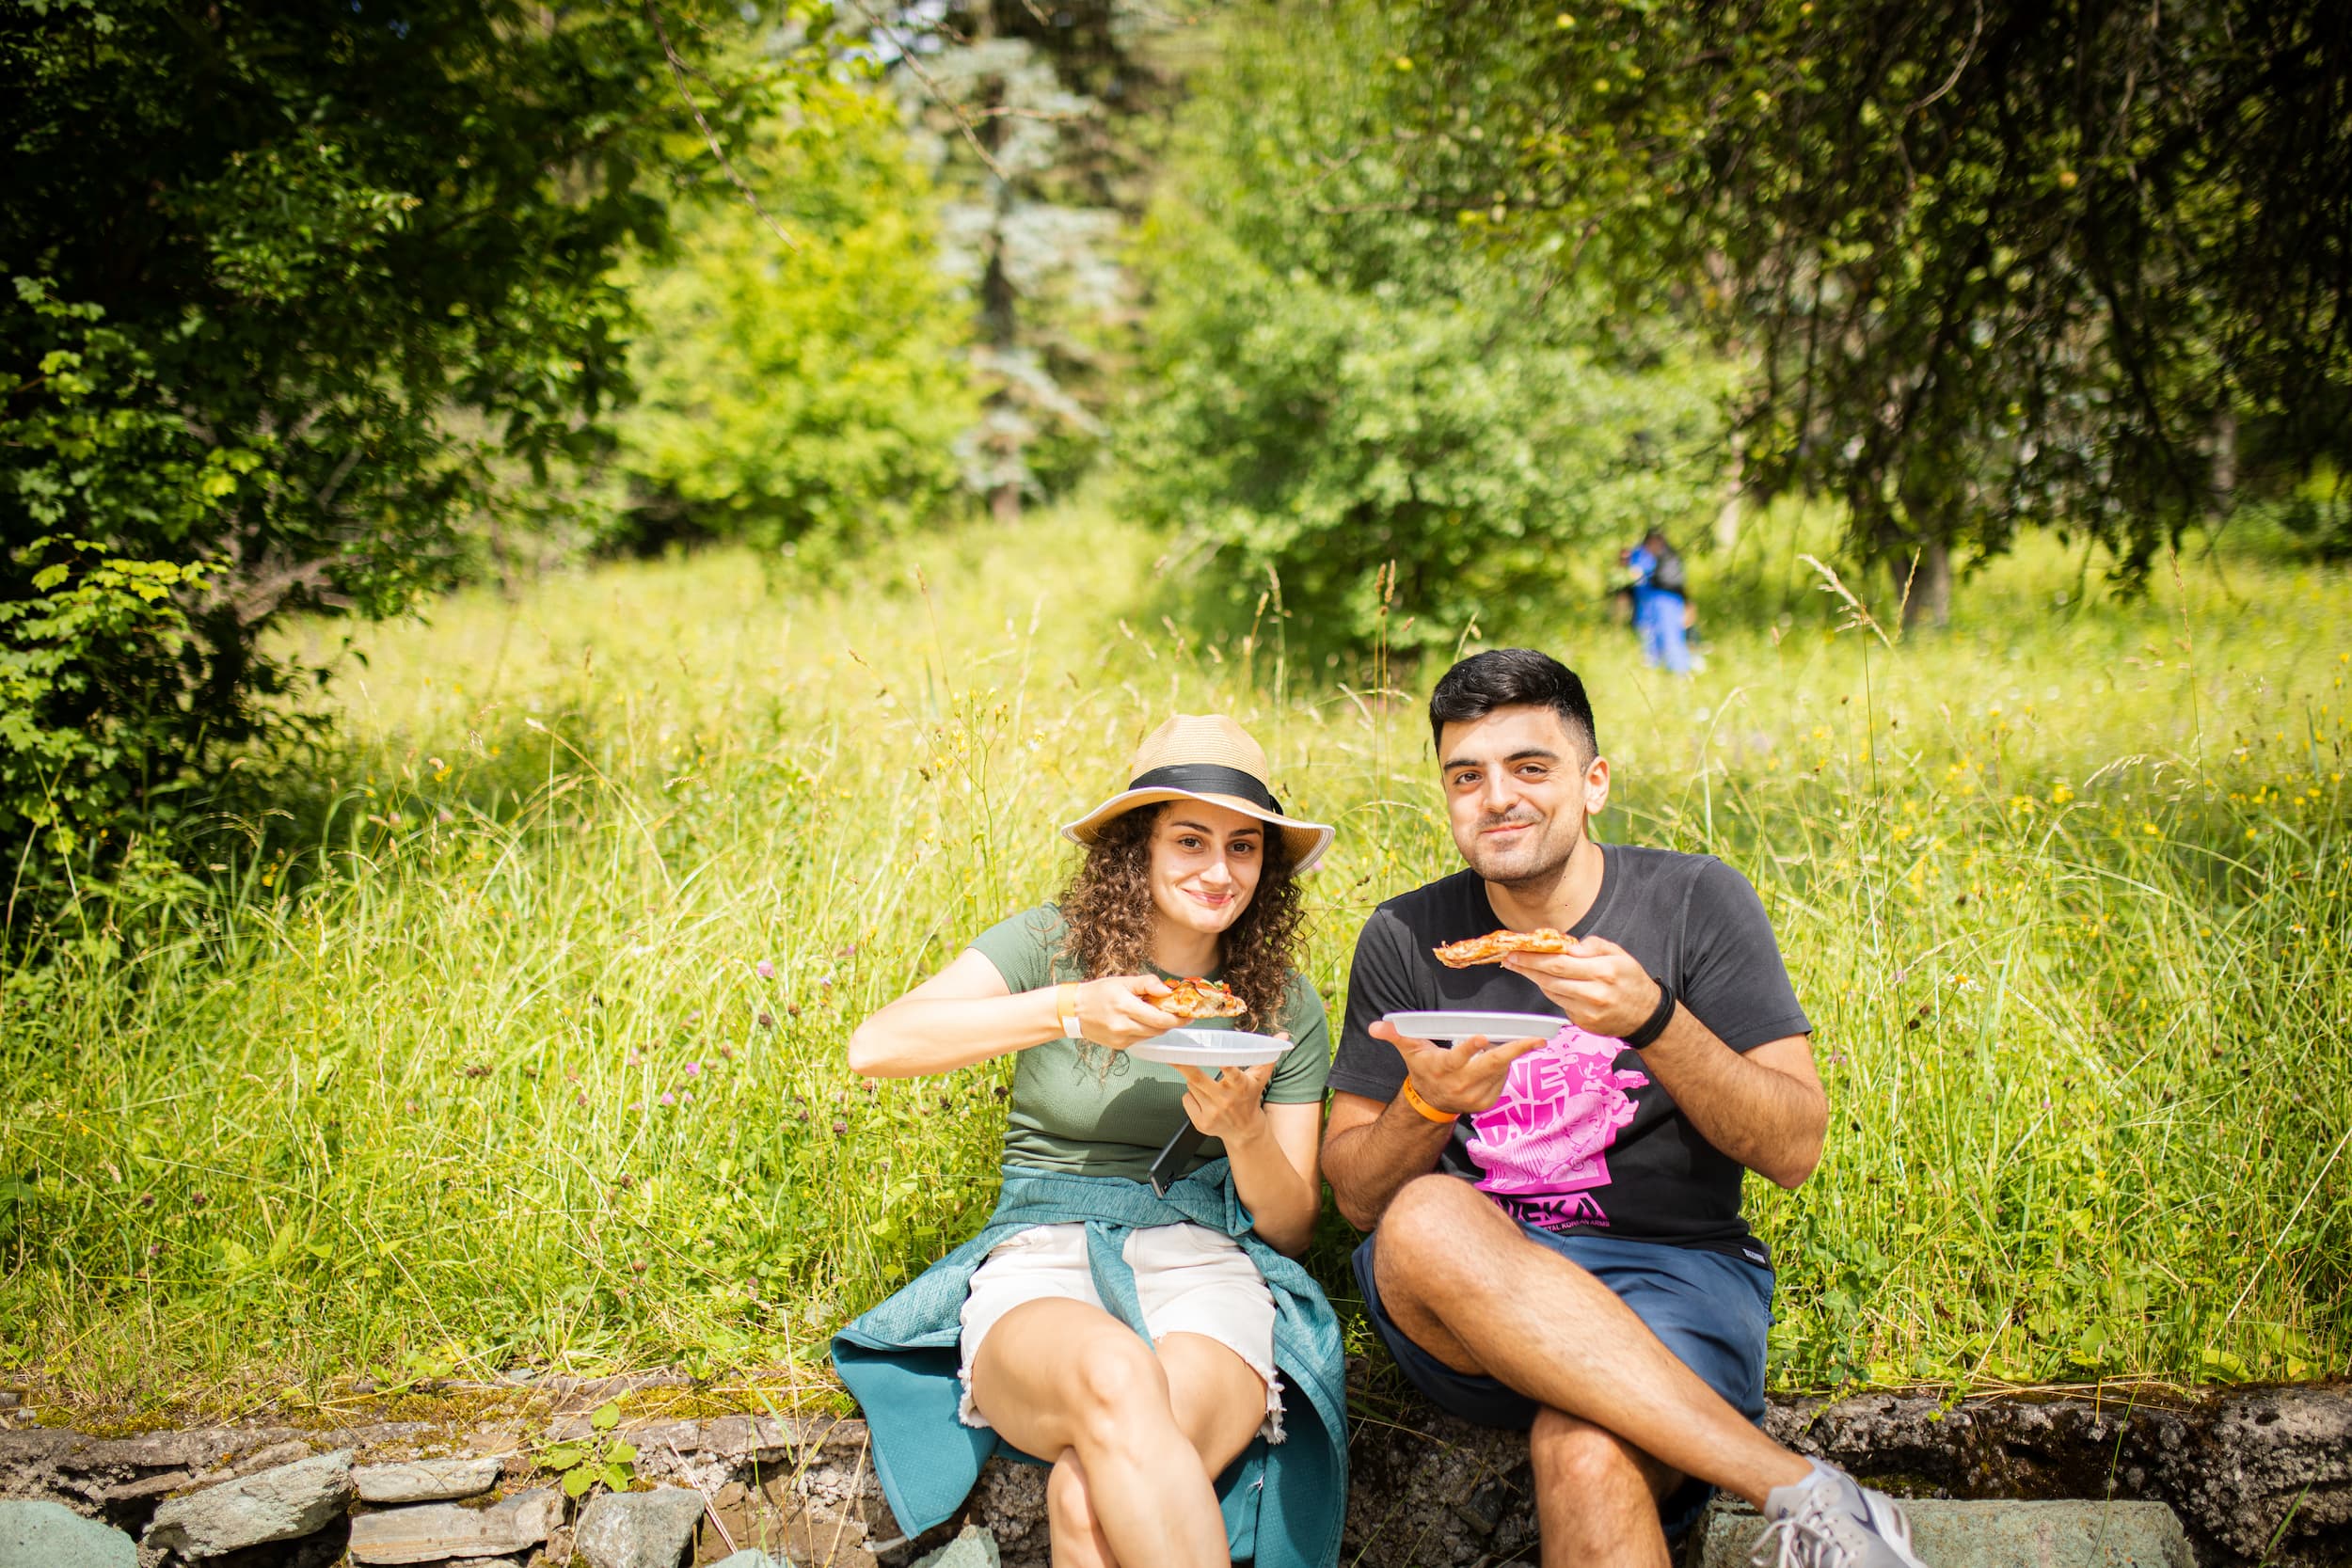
[
  {"x1": 1126, "y1": 763, "x2": 1283, "y2": 815},
  {"x1": 1621, "y1": 974, "x2": 1678, "y2": 1051}
]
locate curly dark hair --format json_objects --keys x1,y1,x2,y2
[{"x1": 1057, "y1": 803, "x2": 1307, "y2": 1029}]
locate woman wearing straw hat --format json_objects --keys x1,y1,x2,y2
[{"x1": 834, "y1": 715, "x2": 1348, "y2": 1568}]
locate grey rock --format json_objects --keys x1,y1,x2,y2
[
  {"x1": 1692, "y1": 1497, "x2": 2196, "y2": 1568},
  {"x1": 574, "y1": 1487, "x2": 709, "y2": 1568},
  {"x1": 911, "y1": 1525, "x2": 997, "y2": 1568},
  {"x1": 141, "y1": 1449, "x2": 354, "y2": 1559},
  {"x1": 347, "y1": 1487, "x2": 559, "y2": 1564},
  {"x1": 0, "y1": 1499, "x2": 135, "y2": 1568},
  {"x1": 99, "y1": 1469, "x2": 215, "y2": 1503},
  {"x1": 953, "y1": 1460, "x2": 1046, "y2": 1567},
  {"x1": 230, "y1": 1439, "x2": 314, "y2": 1475},
  {"x1": 353, "y1": 1455, "x2": 504, "y2": 1503}
]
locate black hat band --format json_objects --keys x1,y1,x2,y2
[{"x1": 1126, "y1": 763, "x2": 1283, "y2": 816}]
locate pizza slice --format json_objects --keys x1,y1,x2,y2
[
  {"x1": 1159, "y1": 976, "x2": 1248, "y2": 1019},
  {"x1": 1432, "y1": 927, "x2": 1575, "y2": 968}
]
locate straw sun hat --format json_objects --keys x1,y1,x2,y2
[{"x1": 1059, "y1": 715, "x2": 1335, "y2": 874}]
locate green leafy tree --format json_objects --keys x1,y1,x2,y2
[
  {"x1": 1126, "y1": 1, "x2": 1728, "y2": 666},
  {"x1": 612, "y1": 78, "x2": 977, "y2": 561},
  {"x1": 0, "y1": 0, "x2": 825, "y2": 906},
  {"x1": 871, "y1": 0, "x2": 1186, "y2": 519},
  {"x1": 1393, "y1": 0, "x2": 2352, "y2": 624}
]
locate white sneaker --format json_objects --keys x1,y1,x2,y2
[{"x1": 1749, "y1": 1459, "x2": 1930, "y2": 1568}]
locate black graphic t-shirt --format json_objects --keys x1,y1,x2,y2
[{"x1": 1329, "y1": 845, "x2": 1810, "y2": 1263}]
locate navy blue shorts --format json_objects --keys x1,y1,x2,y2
[{"x1": 1352, "y1": 1219, "x2": 1773, "y2": 1541}]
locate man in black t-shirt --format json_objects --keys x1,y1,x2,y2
[{"x1": 1324, "y1": 649, "x2": 1929, "y2": 1568}]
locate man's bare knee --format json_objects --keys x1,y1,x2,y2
[
  {"x1": 1531, "y1": 1408, "x2": 1623, "y2": 1483},
  {"x1": 1376, "y1": 1175, "x2": 1494, "y2": 1292},
  {"x1": 1531, "y1": 1406, "x2": 1674, "y2": 1498}
]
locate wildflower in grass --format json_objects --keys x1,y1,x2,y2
[
  {"x1": 629, "y1": 1101, "x2": 643, "y2": 1112},
  {"x1": 626, "y1": 1053, "x2": 642, "y2": 1067},
  {"x1": 756, "y1": 958, "x2": 777, "y2": 979},
  {"x1": 682, "y1": 1091, "x2": 694, "y2": 1104},
  {"x1": 684, "y1": 1061, "x2": 701, "y2": 1077},
  {"x1": 660, "y1": 1092, "x2": 675, "y2": 1106}
]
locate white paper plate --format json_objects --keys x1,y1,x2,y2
[
  {"x1": 1382, "y1": 1010, "x2": 1563, "y2": 1043},
  {"x1": 1127, "y1": 1028, "x2": 1294, "y2": 1068}
]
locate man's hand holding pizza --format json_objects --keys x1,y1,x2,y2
[{"x1": 1501, "y1": 935, "x2": 1665, "y2": 1038}]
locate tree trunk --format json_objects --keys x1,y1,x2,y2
[
  {"x1": 1894, "y1": 535, "x2": 1951, "y2": 631},
  {"x1": 2212, "y1": 408, "x2": 2238, "y2": 515},
  {"x1": 972, "y1": 28, "x2": 1023, "y2": 527},
  {"x1": 1713, "y1": 435, "x2": 1744, "y2": 550}
]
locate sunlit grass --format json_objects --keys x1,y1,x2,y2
[{"x1": 3, "y1": 507, "x2": 2345, "y2": 1415}]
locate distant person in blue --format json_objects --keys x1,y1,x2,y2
[{"x1": 1622, "y1": 530, "x2": 1693, "y2": 674}]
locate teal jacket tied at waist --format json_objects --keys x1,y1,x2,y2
[{"x1": 832, "y1": 1161, "x2": 1346, "y2": 1568}]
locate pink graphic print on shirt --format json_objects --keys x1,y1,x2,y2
[{"x1": 1465, "y1": 1022, "x2": 1650, "y2": 1230}]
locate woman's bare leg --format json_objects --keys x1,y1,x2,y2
[
  {"x1": 1045, "y1": 1454, "x2": 1117, "y2": 1568},
  {"x1": 1031, "y1": 1333, "x2": 1263, "y2": 1568},
  {"x1": 968, "y1": 1299, "x2": 1226, "y2": 1568},
  {"x1": 1153, "y1": 1331, "x2": 1269, "y2": 1475}
]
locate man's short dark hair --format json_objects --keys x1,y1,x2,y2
[{"x1": 1427, "y1": 648, "x2": 1599, "y2": 760}]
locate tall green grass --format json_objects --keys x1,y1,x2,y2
[{"x1": 4, "y1": 508, "x2": 2345, "y2": 1413}]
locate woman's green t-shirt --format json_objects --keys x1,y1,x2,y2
[{"x1": 967, "y1": 903, "x2": 1332, "y2": 1180}]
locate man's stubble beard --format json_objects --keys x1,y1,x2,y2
[{"x1": 1468, "y1": 809, "x2": 1586, "y2": 895}]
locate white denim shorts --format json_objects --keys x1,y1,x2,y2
[{"x1": 956, "y1": 1222, "x2": 1284, "y2": 1441}]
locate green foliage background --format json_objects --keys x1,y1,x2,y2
[
  {"x1": 0, "y1": 3, "x2": 990, "y2": 920},
  {"x1": 610, "y1": 79, "x2": 976, "y2": 562},
  {"x1": 1, "y1": 0, "x2": 2348, "y2": 1437},
  {"x1": 3, "y1": 514, "x2": 2343, "y2": 1416},
  {"x1": 1386, "y1": 0, "x2": 2352, "y2": 597},
  {"x1": 0, "y1": 0, "x2": 818, "y2": 904},
  {"x1": 1124, "y1": 2, "x2": 1730, "y2": 665}
]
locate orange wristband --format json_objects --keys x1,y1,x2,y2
[{"x1": 1399, "y1": 1079, "x2": 1459, "y2": 1124}]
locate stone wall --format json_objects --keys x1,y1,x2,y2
[
  {"x1": 1339, "y1": 1382, "x2": 2351, "y2": 1568},
  {"x1": 1, "y1": 1380, "x2": 2344, "y2": 1567}
]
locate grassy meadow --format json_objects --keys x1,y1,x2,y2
[{"x1": 4, "y1": 507, "x2": 2347, "y2": 1415}]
